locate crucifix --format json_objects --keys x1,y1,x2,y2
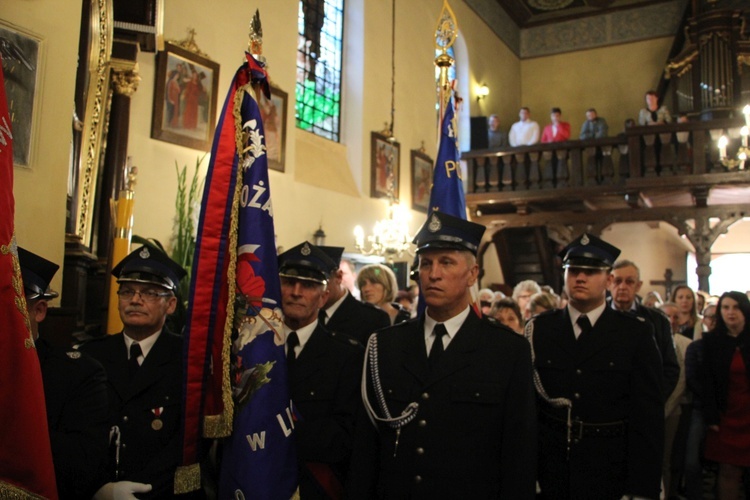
[{"x1": 649, "y1": 269, "x2": 686, "y2": 300}]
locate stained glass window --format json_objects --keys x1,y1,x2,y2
[{"x1": 296, "y1": 0, "x2": 344, "y2": 142}]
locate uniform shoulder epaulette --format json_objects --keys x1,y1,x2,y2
[{"x1": 66, "y1": 351, "x2": 82, "y2": 360}]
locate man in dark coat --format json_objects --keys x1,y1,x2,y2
[
  {"x1": 347, "y1": 212, "x2": 537, "y2": 499},
  {"x1": 81, "y1": 246, "x2": 187, "y2": 500},
  {"x1": 319, "y1": 246, "x2": 390, "y2": 344},
  {"x1": 528, "y1": 233, "x2": 664, "y2": 500},
  {"x1": 609, "y1": 258, "x2": 680, "y2": 398},
  {"x1": 279, "y1": 242, "x2": 363, "y2": 499},
  {"x1": 19, "y1": 247, "x2": 109, "y2": 500}
]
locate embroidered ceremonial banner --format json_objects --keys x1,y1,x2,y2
[
  {"x1": 0, "y1": 55, "x2": 58, "y2": 500},
  {"x1": 176, "y1": 52, "x2": 297, "y2": 499}
]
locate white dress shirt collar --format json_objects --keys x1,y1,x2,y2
[
  {"x1": 124, "y1": 330, "x2": 162, "y2": 364},
  {"x1": 284, "y1": 319, "x2": 319, "y2": 357}
]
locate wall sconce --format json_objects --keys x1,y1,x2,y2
[
  {"x1": 313, "y1": 225, "x2": 326, "y2": 246},
  {"x1": 476, "y1": 83, "x2": 489, "y2": 103}
]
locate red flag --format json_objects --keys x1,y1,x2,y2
[{"x1": 0, "y1": 55, "x2": 58, "y2": 499}]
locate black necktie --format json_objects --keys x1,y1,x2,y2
[
  {"x1": 429, "y1": 324, "x2": 447, "y2": 368},
  {"x1": 286, "y1": 331, "x2": 299, "y2": 369},
  {"x1": 128, "y1": 343, "x2": 143, "y2": 380},
  {"x1": 318, "y1": 309, "x2": 327, "y2": 325},
  {"x1": 577, "y1": 315, "x2": 593, "y2": 339}
]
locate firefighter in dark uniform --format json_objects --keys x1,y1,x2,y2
[
  {"x1": 527, "y1": 234, "x2": 664, "y2": 499},
  {"x1": 19, "y1": 247, "x2": 109, "y2": 500},
  {"x1": 279, "y1": 242, "x2": 363, "y2": 499},
  {"x1": 81, "y1": 246, "x2": 187, "y2": 499},
  {"x1": 347, "y1": 211, "x2": 537, "y2": 499},
  {"x1": 318, "y1": 245, "x2": 390, "y2": 344}
]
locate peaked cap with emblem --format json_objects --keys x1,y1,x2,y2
[
  {"x1": 18, "y1": 247, "x2": 60, "y2": 300},
  {"x1": 413, "y1": 211, "x2": 486, "y2": 255},
  {"x1": 318, "y1": 246, "x2": 345, "y2": 273},
  {"x1": 559, "y1": 233, "x2": 621, "y2": 270},
  {"x1": 112, "y1": 245, "x2": 187, "y2": 291},
  {"x1": 278, "y1": 241, "x2": 337, "y2": 284}
]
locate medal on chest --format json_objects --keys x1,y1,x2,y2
[{"x1": 151, "y1": 407, "x2": 164, "y2": 430}]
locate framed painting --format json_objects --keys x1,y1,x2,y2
[
  {"x1": 259, "y1": 85, "x2": 287, "y2": 172},
  {"x1": 370, "y1": 132, "x2": 400, "y2": 200},
  {"x1": 0, "y1": 21, "x2": 43, "y2": 168},
  {"x1": 152, "y1": 41, "x2": 220, "y2": 151},
  {"x1": 410, "y1": 149, "x2": 433, "y2": 212}
]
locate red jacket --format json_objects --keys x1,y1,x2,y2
[{"x1": 541, "y1": 122, "x2": 571, "y2": 143}]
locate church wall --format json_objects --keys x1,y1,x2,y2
[{"x1": 4, "y1": 0, "x2": 82, "y2": 292}]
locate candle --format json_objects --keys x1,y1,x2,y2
[
  {"x1": 744, "y1": 105, "x2": 750, "y2": 128},
  {"x1": 718, "y1": 135, "x2": 728, "y2": 159},
  {"x1": 741, "y1": 126, "x2": 749, "y2": 148}
]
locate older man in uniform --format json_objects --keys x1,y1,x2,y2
[
  {"x1": 82, "y1": 246, "x2": 187, "y2": 499},
  {"x1": 609, "y1": 259, "x2": 679, "y2": 398},
  {"x1": 527, "y1": 234, "x2": 664, "y2": 500},
  {"x1": 318, "y1": 246, "x2": 390, "y2": 344},
  {"x1": 279, "y1": 242, "x2": 363, "y2": 499},
  {"x1": 19, "y1": 247, "x2": 109, "y2": 500},
  {"x1": 347, "y1": 211, "x2": 537, "y2": 499}
]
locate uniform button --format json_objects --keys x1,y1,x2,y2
[
  {"x1": 165, "y1": 396, "x2": 170, "y2": 400},
  {"x1": 421, "y1": 392, "x2": 429, "y2": 400},
  {"x1": 546, "y1": 359, "x2": 552, "y2": 364},
  {"x1": 387, "y1": 389, "x2": 393, "y2": 394},
  {"x1": 574, "y1": 393, "x2": 581, "y2": 400},
  {"x1": 418, "y1": 420, "x2": 427, "y2": 427},
  {"x1": 474, "y1": 392, "x2": 481, "y2": 398},
  {"x1": 416, "y1": 447, "x2": 424, "y2": 455},
  {"x1": 309, "y1": 391, "x2": 315, "y2": 396},
  {"x1": 609, "y1": 362, "x2": 614, "y2": 367},
  {"x1": 414, "y1": 475, "x2": 422, "y2": 484},
  {"x1": 122, "y1": 443, "x2": 127, "y2": 448},
  {"x1": 123, "y1": 416, "x2": 129, "y2": 422},
  {"x1": 575, "y1": 369, "x2": 582, "y2": 375}
]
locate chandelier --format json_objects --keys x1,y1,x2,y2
[
  {"x1": 354, "y1": 197, "x2": 413, "y2": 260},
  {"x1": 717, "y1": 104, "x2": 749, "y2": 170}
]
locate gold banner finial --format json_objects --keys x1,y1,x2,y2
[
  {"x1": 248, "y1": 9, "x2": 263, "y2": 56},
  {"x1": 434, "y1": 1, "x2": 458, "y2": 111}
]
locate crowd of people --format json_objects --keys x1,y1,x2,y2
[
  {"x1": 21, "y1": 210, "x2": 749, "y2": 499},
  {"x1": 487, "y1": 90, "x2": 674, "y2": 148}
]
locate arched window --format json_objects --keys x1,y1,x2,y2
[{"x1": 296, "y1": 0, "x2": 344, "y2": 142}]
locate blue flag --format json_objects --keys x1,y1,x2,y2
[
  {"x1": 217, "y1": 71, "x2": 298, "y2": 499},
  {"x1": 427, "y1": 96, "x2": 466, "y2": 219}
]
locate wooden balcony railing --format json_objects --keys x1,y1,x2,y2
[{"x1": 462, "y1": 118, "x2": 748, "y2": 196}]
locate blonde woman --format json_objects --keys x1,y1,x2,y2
[
  {"x1": 671, "y1": 285, "x2": 703, "y2": 340},
  {"x1": 357, "y1": 264, "x2": 410, "y2": 325}
]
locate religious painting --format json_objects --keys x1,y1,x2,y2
[
  {"x1": 259, "y1": 85, "x2": 287, "y2": 172},
  {"x1": 410, "y1": 149, "x2": 433, "y2": 213},
  {"x1": 370, "y1": 132, "x2": 400, "y2": 200},
  {"x1": 152, "y1": 42, "x2": 220, "y2": 151},
  {"x1": 0, "y1": 21, "x2": 43, "y2": 168}
]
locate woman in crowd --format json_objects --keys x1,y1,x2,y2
[
  {"x1": 526, "y1": 292, "x2": 559, "y2": 318},
  {"x1": 702, "y1": 291, "x2": 750, "y2": 499},
  {"x1": 357, "y1": 264, "x2": 410, "y2": 325},
  {"x1": 643, "y1": 290, "x2": 664, "y2": 309},
  {"x1": 490, "y1": 298, "x2": 523, "y2": 334},
  {"x1": 672, "y1": 285, "x2": 703, "y2": 340}
]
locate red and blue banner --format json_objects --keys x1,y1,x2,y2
[{"x1": 176, "y1": 52, "x2": 297, "y2": 499}]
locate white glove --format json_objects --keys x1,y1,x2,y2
[{"x1": 93, "y1": 481, "x2": 153, "y2": 500}]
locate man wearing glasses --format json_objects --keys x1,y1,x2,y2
[{"x1": 82, "y1": 246, "x2": 186, "y2": 500}]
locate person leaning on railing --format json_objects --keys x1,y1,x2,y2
[{"x1": 579, "y1": 108, "x2": 609, "y2": 140}]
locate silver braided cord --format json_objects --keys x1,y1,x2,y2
[
  {"x1": 524, "y1": 319, "x2": 572, "y2": 410},
  {"x1": 360, "y1": 333, "x2": 419, "y2": 429}
]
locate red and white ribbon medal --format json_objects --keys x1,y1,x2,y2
[{"x1": 151, "y1": 407, "x2": 164, "y2": 430}]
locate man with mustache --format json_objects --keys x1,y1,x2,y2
[
  {"x1": 81, "y1": 246, "x2": 186, "y2": 499},
  {"x1": 527, "y1": 234, "x2": 664, "y2": 499},
  {"x1": 347, "y1": 211, "x2": 537, "y2": 498},
  {"x1": 279, "y1": 242, "x2": 363, "y2": 499}
]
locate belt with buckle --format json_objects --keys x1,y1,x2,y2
[{"x1": 540, "y1": 411, "x2": 627, "y2": 438}]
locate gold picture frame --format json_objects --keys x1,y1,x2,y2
[
  {"x1": 152, "y1": 41, "x2": 220, "y2": 151},
  {"x1": 370, "y1": 132, "x2": 400, "y2": 199}
]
